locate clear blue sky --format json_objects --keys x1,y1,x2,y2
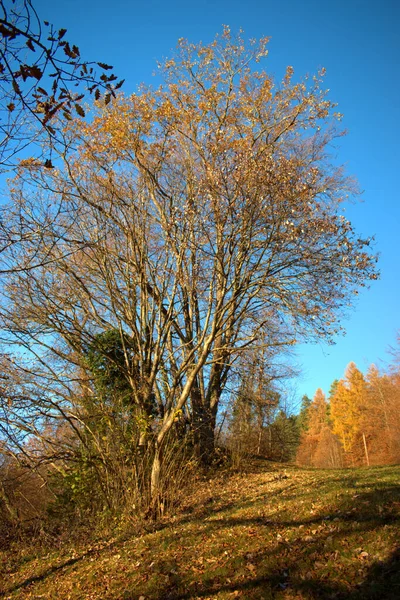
[{"x1": 35, "y1": 0, "x2": 400, "y2": 406}]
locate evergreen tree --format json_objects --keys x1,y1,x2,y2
[
  {"x1": 270, "y1": 411, "x2": 301, "y2": 462},
  {"x1": 297, "y1": 394, "x2": 312, "y2": 432}
]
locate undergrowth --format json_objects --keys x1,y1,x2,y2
[{"x1": 1, "y1": 461, "x2": 399, "y2": 599}]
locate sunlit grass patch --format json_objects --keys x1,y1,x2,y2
[{"x1": 1, "y1": 463, "x2": 399, "y2": 599}]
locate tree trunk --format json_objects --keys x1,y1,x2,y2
[
  {"x1": 191, "y1": 392, "x2": 217, "y2": 466},
  {"x1": 362, "y1": 432, "x2": 370, "y2": 466},
  {"x1": 150, "y1": 443, "x2": 161, "y2": 500},
  {"x1": 0, "y1": 480, "x2": 19, "y2": 522},
  {"x1": 257, "y1": 428, "x2": 262, "y2": 456}
]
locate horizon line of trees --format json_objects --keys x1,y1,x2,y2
[{"x1": 296, "y1": 354, "x2": 400, "y2": 468}]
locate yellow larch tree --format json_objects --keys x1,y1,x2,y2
[
  {"x1": 330, "y1": 362, "x2": 369, "y2": 465},
  {"x1": 365, "y1": 364, "x2": 400, "y2": 464}
]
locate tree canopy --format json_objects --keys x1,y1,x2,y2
[{"x1": 0, "y1": 28, "x2": 378, "y2": 506}]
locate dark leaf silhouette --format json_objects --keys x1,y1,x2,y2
[
  {"x1": 97, "y1": 62, "x2": 113, "y2": 70},
  {"x1": 75, "y1": 103, "x2": 85, "y2": 117},
  {"x1": 0, "y1": 0, "x2": 124, "y2": 168}
]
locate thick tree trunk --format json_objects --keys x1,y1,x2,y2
[
  {"x1": 191, "y1": 355, "x2": 225, "y2": 466},
  {"x1": 192, "y1": 398, "x2": 217, "y2": 465}
]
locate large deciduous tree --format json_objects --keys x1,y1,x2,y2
[{"x1": 0, "y1": 28, "x2": 378, "y2": 505}]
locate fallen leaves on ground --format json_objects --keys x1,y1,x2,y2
[{"x1": 1, "y1": 463, "x2": 399, "y2": 599}]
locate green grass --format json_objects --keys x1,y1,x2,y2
[{"x1": 1, "y1": 463, "x2": 400, "y2": 599}]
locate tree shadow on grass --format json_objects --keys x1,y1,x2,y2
[
  {"x1": 283, "y1": 545, "x2": 400, "y2": 600},
  {"x1": 348, "y1": 546, "x2": 400, "y2": 599},
  {"x1": 140, "y1": 483, "x2": 400, "y2": 599},
  {"x1": 147, "y1": 544, "x2": 400, "y2": 600},
  {"x1": 0, "y1": 540, "x2": 118, "y2": 597},
  {"x1": 2, "y1": 476, "x2": 399, "y2": 599},
  {"x1": 122, "y1": 545, "x2": 400, "y2": 600}
]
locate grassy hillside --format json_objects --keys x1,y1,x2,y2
[{"x1": 1, "y1": 463, "x2": 400, "y2": 599}]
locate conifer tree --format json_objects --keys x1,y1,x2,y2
[
  {"x1": 330, "y1": 363, "x2": 368, "y2": 465},
  {"x1": 365, "y1": 365, "x2": 400, "y2": 464}
]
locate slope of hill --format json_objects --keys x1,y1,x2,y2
[{"x1": 1, "y1": 463, "x2": 400, "y2": 599}]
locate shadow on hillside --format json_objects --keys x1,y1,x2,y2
[
  {"x1": 0, "y1": 540, "x2": 118, "y2": 597},
  {"x1": 148, "y1": 545, "x2": 400, "y2": 600},
  {"x1": 177, "y1": 476, "x2": 400, "y2": 532},
  {"x1": 177, "y1": 478, "x2": 300, "y2": 527},
  {"x1": 142, "y1": 483, "x2": 400, "y2": 599},
  {"x1": 2, "y1": 477, "x2": 399, "y2": 599}
]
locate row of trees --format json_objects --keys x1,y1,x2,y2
[
  {"x1": 297, "y1": 358, "x2": 400, "y2": 468},
  {"x1": 0, "y1": 11, "x2": 378, "y2": 525},
  {"x1": 223, "y1": 350, "x2": 300, "y2": 464}
]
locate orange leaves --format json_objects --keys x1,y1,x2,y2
[
  {"x1": 306, "y1": 360, "x2": 400, "y2": 468},
  {"x1": 34, "y1": 30, "x2": 377, "y2": 387},
  {"x1": 330, "y1": 364, "x2": 368, "y2": 456}
]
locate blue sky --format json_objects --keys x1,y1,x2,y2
[{"x1": 34, "y1": 0, "x2": 400, "y2": 406}]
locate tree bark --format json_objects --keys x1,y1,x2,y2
[
  {"x1": 150, "y1": 442, "x2": 161, "y2": 501},
  {"x1": 362, "y1": 432, "x2": 370, "y2": 467},
  {"x1": 191, "y1": 386, "x2": 218, "y2": 465}
]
